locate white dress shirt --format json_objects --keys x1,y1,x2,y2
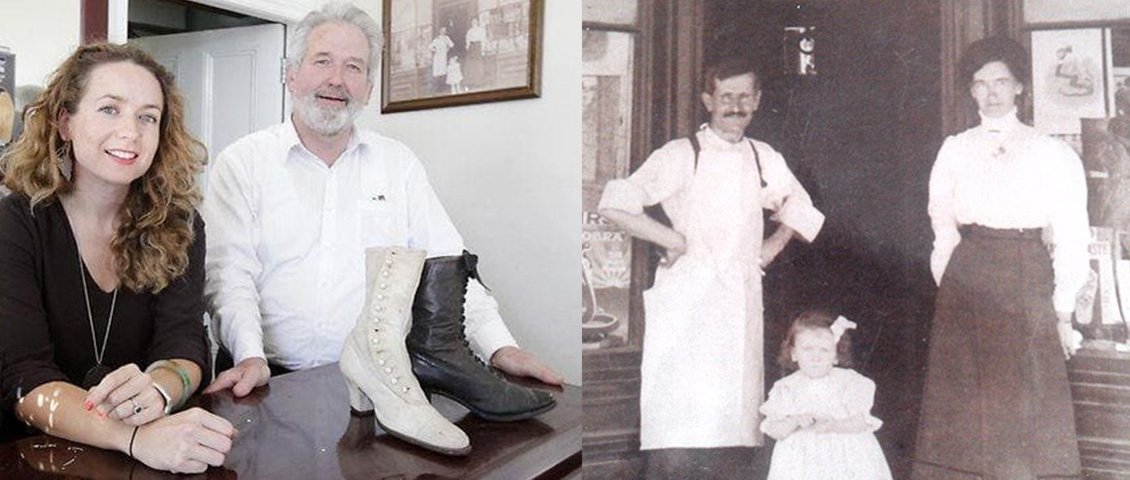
[
  {"x1": 599, "y1": 126, "x2": 824, "y2": 243},
  {"x1": 202, "y1": 120, "x2": 516, "y2": 370},
  {"x1": 928, "y1": 110, "x2": 1090, "y2": 312}
]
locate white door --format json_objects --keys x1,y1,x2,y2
[{"x1": 131, "y1": 23, "x2": 286, "y2": 193}]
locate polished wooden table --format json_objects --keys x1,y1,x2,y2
[{"x1": 0, "y1": 364, "x2": 580, "y2": 479}]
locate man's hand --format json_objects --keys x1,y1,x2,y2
[
  {"x1": 760, "y1": 225, "x2": 796, "y2": 269},
  {"x1": 660, "y1": 236, "x2": 688, "y2": 268},
  {"x1": 204, "y1": 358, "x2": 270, "y2": 397},
  {"x1": 490, "y1": 346, "x2": 564, "y2": 385}
]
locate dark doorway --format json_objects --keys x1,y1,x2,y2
[{"x1": 704, "y1": 0, "x2": 942, "y2": 476}]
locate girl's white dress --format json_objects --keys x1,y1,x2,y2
[
  {"x1": 445, "y1": 61, "x2": 463, "y2": 86},
  {"x1": 761, "y1": 367, "x2": 892, "y2": 479}
]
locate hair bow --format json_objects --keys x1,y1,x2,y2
[{"x1": 830, "y1": 316, "x2": 857, "y2": 343}]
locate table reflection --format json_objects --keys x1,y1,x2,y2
[{"x1": 0, "y1": 364, "x2": 579, "y2": 479}]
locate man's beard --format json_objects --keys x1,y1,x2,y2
[{"x1": 293, "y1": 87, "x2": 362, "y2": 136}]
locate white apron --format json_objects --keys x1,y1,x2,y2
[{"x1": 639, "y1": 142, "x2": 766, "y2": 449}]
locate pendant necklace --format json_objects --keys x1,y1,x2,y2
[{"x1": 77, "y1": 249, "x2": 119, "y2": 389}]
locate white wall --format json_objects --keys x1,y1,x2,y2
[
  {"x1": 0, "y1": 0, "x2": 81, "y2": 87},
  {"x1": 359, "y1": 1, "x2": 582, "y2": 384},
  {"x1": 92, "y1": 0, "x2": 581, "y2": 385}
]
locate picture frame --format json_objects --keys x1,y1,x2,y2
[
  {"x1": 582, "y1": 0, "x2": 637, "y2": 26},
  {"x1": 1111, "y1": 27, "x2": 1130, "y2": 116},
  {"x1": 1024, "y1": 0, "x2": 1130, "y2": 26},
  {"x1": 1031, "y1": 28, "x2": 1108, "y2": 135},
  {"x1": 380, "y1": 0, "x2": 543, "y2": 113}
]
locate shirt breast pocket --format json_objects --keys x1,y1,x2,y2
[
  {"x1": 260, "y1": 200, "x2": 313, "y2": 262},
  {"x1": 357, "y1": 201, "x2": 400, "y2": 247}
]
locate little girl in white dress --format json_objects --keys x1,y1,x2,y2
[
  {"x1": 760, "y1": 311, "x2": 892, "y2": 479},
  {"x1": 446, "y1": 55, "x2": 464, "y2": 94}
]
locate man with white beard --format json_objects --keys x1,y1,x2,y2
[{"x1": 201, "y1": 2, "x2": 562, "y2": 404}]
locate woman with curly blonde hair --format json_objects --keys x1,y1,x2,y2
[{"x1": 0, "y1": 43, "x2": 235, "y2": 474}]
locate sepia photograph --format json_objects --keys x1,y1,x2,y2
[
  {"x1": 381, "y1": 0, "x2": 543, "y2": 112},
  {"x1": 582, "y1": 1, "x2": 1130, "y2": 479}
]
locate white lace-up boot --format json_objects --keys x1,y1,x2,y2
[{"x1": 339, "y1": 247, "x2": 471, "y2": 456}]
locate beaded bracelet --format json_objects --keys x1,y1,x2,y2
[{"x1": 146, "y1": 360, "x2": 192, "y2": 411}]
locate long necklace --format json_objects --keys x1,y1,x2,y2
[{"x1": 77, "y1": 249, "x2": 119, "y2": 389}]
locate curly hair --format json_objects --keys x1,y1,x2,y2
[
  {"x1": 777, "y1": 310, "x2": 855, "y2": 372},
  {"x1": 0, "y1": 43, "x2": 204, "y2": 293}
]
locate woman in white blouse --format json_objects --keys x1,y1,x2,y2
[{"x1": 912, "y1": 37, "x2": 1085, "y2": 479}]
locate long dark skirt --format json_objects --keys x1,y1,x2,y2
[{"x1": 913, "y1": 226, "x2": 1081, "y2": 479}]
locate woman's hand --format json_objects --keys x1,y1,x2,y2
[
  {"x1": 132, "y1": 407, "x2": 236, "y2": 474},
  {"x1": 84, "y1": 364, "x2": 166, "y2": 426},
  {"x1": 1056, "y1": 311, "x2": 1078, "y2": 360}
]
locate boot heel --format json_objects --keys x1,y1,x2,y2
[
  {"x1": 346, "y1": 379, "x2": 374, "y2": 415},
  {"x1": 339, "y1": 246, "x2": 470, "y2": 455}
]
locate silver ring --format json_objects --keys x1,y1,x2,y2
[{"x1": 131, "y1": 397, "x2": 143, "y2": 415}]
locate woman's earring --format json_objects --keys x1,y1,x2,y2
[{"x1": 57, "y1": 141, "x2": 73, "y2": 181}]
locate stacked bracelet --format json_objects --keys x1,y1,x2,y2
[
  {"x1": 146, "y1": 360, "x2": 192, "y2": 411},
  {"x1": 151, "y1": 381, "x2": 174, "y2": 415}
]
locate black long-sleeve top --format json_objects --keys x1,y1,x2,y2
[{"x1": 0, "y1": 193, "x2": 208, "y2": 434}]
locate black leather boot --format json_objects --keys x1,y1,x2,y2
[{"x1": 408, "y1": 252, "x2": 556, "y2": 421}]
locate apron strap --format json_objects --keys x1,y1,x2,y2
[
  {"x1": 747, "y1": 139, "x2": 767, "y2": 188},
  {"x1": 688, "y1": 134, "x2": 701, "y2": 172},
  {"x1": 686, "y1": 134, "x2": 766, "y2": 188}
]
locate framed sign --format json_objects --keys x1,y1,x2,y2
[
  {"x1": 381, "y1": 0, "x2": 542, "y2": 113},
  {"x1": 1031, "y1": 28, "x2": 1107, "y2": 134},
  {"x1": 1025, "y1": 0, "x2": 1130, "y2": 25}
]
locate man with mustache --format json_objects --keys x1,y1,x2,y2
[
  {"x1": 599, "y1": 59, "x2": 824, "y2": 478},
  {"x1": 200, "y1": 3, "x2": 562, "y2": 403}
]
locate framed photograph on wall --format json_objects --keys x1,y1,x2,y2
[
  {"x1": 1031, "y1": 28, "x2": 1107, "y2": 135},
  {"x1": 582, "y1": 0, "x2": 637, "y2": 26},
  {"x1": 1111, "y1": 27, "x2": 1130, "y2": 116},
  {"x1": 1024, "y1": 0, "x2": 1130, "y2": 25},
  {"x1": 381, "y1": 0, "x2": 543, "y2": 113}
]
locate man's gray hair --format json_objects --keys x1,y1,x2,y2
[{"x1": 288, "y1": 2, "x2": 382, "y2": 80}]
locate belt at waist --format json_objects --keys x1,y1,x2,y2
[{"x1": 959, "y1": 224, "x2": 1043, "y2": 240}]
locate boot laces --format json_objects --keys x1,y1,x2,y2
[{"x1": 456, "y1": 284, "x2": 507, "y2": 381}]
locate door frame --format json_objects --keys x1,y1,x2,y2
[{"x1": 94, "y1": 0, "x2": 314, "y2": 44}]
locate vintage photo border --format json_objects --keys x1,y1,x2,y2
[{"x1": 380, "y1": 0, "x2": 544, "y2": 114}]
